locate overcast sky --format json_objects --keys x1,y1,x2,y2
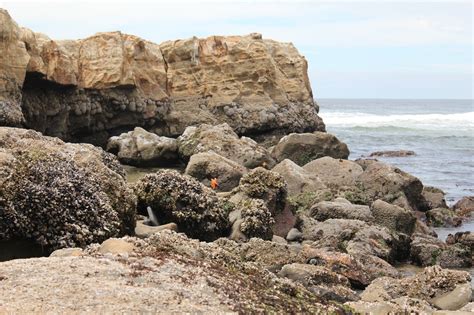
[{"x1": 1, "y1": 0, "x2": 472, "y2": 99}]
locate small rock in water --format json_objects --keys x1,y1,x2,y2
[{"x1": 369, "y1": 150, "x2": 415, "y2": 157}]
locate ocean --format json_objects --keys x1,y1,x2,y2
[{"x1": 317, "y1": 99, "x2": 474, "y2": 205}]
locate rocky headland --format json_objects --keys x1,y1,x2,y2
[{"x1": 0, "y1": 9, "x2": 473, "y2": 314}]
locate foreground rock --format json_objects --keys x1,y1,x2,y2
[
  {"x1": 0, "y1": 233, "x2": 342, "y2": 313},
  {"x1": 1, "y1": 9, "x2": 325, "y2": 144},
  {"x1": 133, "y1": 170, "x2": 229, "y2": 241},
  {"x1": 271, "y1": 132, "x2": 349, "y2": 166},
  {"x1": 177, "y1": 123, "x2": 274, "y2": 168},
  {"x1": 0, "y1": 127, "x2": 136, "y2": 250},
  {"x1": 184, "y1": 151, "x2": 247, "y2": 191},
  {"x1": 359, "y1": 265, "x2": 472, "y2": 311},
  {"x1": 106, "y1": 127, "x2": 178, "y2": 166}
]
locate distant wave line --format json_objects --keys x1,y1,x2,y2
[{"x1": 321, "y1": 111, "x2": 474, "y2": 129}]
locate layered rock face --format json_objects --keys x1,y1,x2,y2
[{"x1": 0, "y1": 9, "x2": 324, "y2": 145}]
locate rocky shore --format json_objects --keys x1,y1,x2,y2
[{"x1": 0, "y1": 9, "x2": 473, "y2": 314}]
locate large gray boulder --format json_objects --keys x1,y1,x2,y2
[
  {"x1": 106, "y1": 127, "x2": 178, "y2": 166},
  {"x1": 271, "y1": 132, "x2": 349, "y2": 166},
  {"x1": 308, "y1": 200, "x2": 373, "y2": 222},
  {"x1": 177, "y1": 123, "x2": 274, "y2": 168},
  {"x1": 271, "y1": 159, "x2": 326, "y2": 196},
  {"x1": 184, "y1": 151, "x2": 247, "y2": 191},
  {"x1": 356, "y1": 159, "x2": 427, "y2": 211},
  {"x1": 370, "y1": 199, "x2": 416, "y2": 235},
  {"x1": 303, "y1": 156, "x2": 363, "y2": 188}
]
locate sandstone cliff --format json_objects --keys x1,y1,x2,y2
[{"x1": 0, "y1": 9, "x2": 324, "y2": 144}]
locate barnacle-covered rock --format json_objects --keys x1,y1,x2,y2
[
  {"x1": 0, "y1": 127, "x2": 136, "y2": 250},
  {"x1": 237, "y1": 167, "x2": 287, "y2": 214},
  {"x1": 132, "y1": 170, "x2": 230, "y2": 241},
  {"x1": 239, "y1": 199, "x2": 274, "y2": 240}
]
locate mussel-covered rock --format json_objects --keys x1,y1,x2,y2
[
  {"x1": 0, "y1": 127, "x2": 136, "y2": 250},
  {"x1": 133, "y1": 170, "x2": 230, "y2": 241}
]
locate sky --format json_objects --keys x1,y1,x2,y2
[{"x1": 1, "y1": 0, "x2": 472, "y2": 99}]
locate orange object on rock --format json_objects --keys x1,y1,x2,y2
[{"x1": 210, "y1": 178, "x2": 218, "y2": 190}]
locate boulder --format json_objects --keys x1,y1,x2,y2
[
  {"x1": 184, "y1": 151, "x2": 247, "y2": 192},
  {"x1": 271, "y1": 132, "x2": 349, "y2": 166},
  {"x1": 301, "y1": 247, "x2": 398, "y2": 288},
  {"x1": 215, "y1": 237, "x2": 304, "y2": 272},
  {"x1": 286, "y1": 228, "x2": 304, "y2": 242},
  {"x1": 132, "y1": 170, "x2": 229, "y2": 241},
  {"x1": 410, "y1": 233, "x2": 471, "y2": 268},
  {"x1": 177, "y1": 123, "x2": 274, "y2": 168},
  {"x1": 360, "y1": 266, "x2": 471, "y2": 310},
  {"x1": 278, "y1": 263, "x2": 358, "y2": 302},
  {"x1": 1, "y1": 9, "x2": 326, "y2": 144},
  {"x1": 308, "y1": 201, "x2": 373, "y2": 222},
  {"x1": 431, "y1": 283, "x2": 472, "y2": 311},
  {"x1": 453, "y1": 196, "x2": 474, "y2": 217},
  {"x1": 370, "y1": 199, "x2": 417, "y2": 235},
  {"x1": 298, "y1": 216, "x2": 410, "y2": 262},
  {"x1": 426, "y1": 208, "x2": 462, "y2": 227},
  {"x1": 99, "y1": 238, "x2": 135, "y2": 255},
  {"x1": 0, "y1": 127, "x2": 136, "y2": 250},
  {"x1": 234, "y1": 167, "x2": 287, "y2": 214},
  {"x1": 271, "y1": 159, "x2": 326, "y2": 196},
  {"x1": 356, "y1": 159, "x2": 427, "y2": 211},
  {"x1": 410, "y1": 233, "x2": 447, "y2": 266},
  {"x1": 423, "y1": 186, "x2": 448, "y2": 209},
  {"x1": 303, "y1": 157, "x2": 363, "y2": 188},
  {"x1": 106, "y1": 127, "x2": 178, "y2": 166},
  {"x1": 237, "y1": 199, "x2": 275, "y2": 240}
]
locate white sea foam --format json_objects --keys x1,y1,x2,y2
[{"x1": 321, "y1": 111, "x2": 474, "y2": 130}]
